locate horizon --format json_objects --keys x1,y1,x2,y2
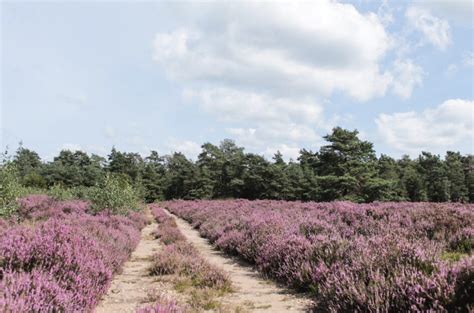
[
  {"x1": 1, "y1": 0, "x2": 473, "y2": 161},
  {"x1": 4, "y1": 128, "x2": 473, "y2": 163}
]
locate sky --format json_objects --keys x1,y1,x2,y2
[{"x1": 1, "y1": 0, "x2": 473, "y2": 161}]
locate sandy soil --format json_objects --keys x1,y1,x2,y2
[
  {"x1": 97, "y1": 209, "x2": 313, "y2": 313},
  {"x1": 165, "y1": 210, "x2": 313, "y2": 313},
  {"x1": 95, "y1": 215, "x2": 165, "y2": 313}
]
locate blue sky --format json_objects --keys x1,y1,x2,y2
[{"x1": 1, "y1": 0, "x2": 473, "y2": 161}]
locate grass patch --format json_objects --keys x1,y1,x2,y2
[
  {"x1": 189, "y1": 288, "x2": 223, "y2": 310},
  {"x1": 441, "y1": 251, "x2": 469, "y2": 262},
  {"x1": 149, "y1": 205, "x2": 233, "y2": 312}
]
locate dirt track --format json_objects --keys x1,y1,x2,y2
[
  {"x1": 166, "y1": 210, "x2": 312, "y2": 312},
  {"x1": 97, "y1": 210, "x2": 312, "y2": 312},
  {"x1": 96, "y1": 215, "x2": 163, "y2": 312}
]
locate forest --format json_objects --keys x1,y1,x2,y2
[{"x1": 3, "y1": 127, "x2": 473, "y2": 205}]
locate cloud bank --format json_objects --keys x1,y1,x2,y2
[{"x1": 376, "y1": 99, "x2": 473, "y2": 156}]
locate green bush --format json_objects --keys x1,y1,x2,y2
[
  {"x1": 86, "y1": 174, "x2": 140, "y2": 215},
  {"x1": 0, "y1": 164, "x2": 20, "y2": 217},
  {"x1": 47, "y1": 184, "x2": 75, "y2": 201}
]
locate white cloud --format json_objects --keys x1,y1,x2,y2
[
  {"x1": 377, "y1": 0, "x2": 394, "y2": 26},
  {"x1": 167, "y1": 140, "x2": 202, "y2": 160},
  {"x1": 444, "y1": 51, "x2": 473, "y2": 77},
  {"x1": 463, "y1": 51, "x2": 474, "y2": 67},
  {"x1": 185, "y1": 87, "x2": 325, "y2": 126},
  {"x1": 153, "y1": 0, "x2": 403, "y2": 155},
  {"x1": 445, "y1": 63, "x2": 459, "y2": 77},
  {"x1": 405, "y1": 6, "x2": 451, "y2": 50},
  {"x1": 85, "y1": 145, "x2": 108, "y2": 156},
  {"x1": 418, "y1": 0, "x2": 474, "y2": 26},
  {"x1": 376, "y1": 99, "x2": 474, "y2": 155},
  {"x1": 391, "y1": 59, "x2": 424, "y2": 99},
  {"x1": 226, "y1": 123, "x2": 320, "y2": 146},
  {"x1": 154, "y1": 1, "x2": 392, "y2": 101},
  {"x1": 60, "y1": 143, "x2": 82, "y2": 152},
  {"x1": 263, "y1": 144, "x2": 301, "y2": 161}
]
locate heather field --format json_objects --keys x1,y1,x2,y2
[
  {"x1": 1, "y1": 195, "x2": 473, "y2": 312},
  {"x1": 3, "y1": 0, "x2": 474, "y2": 312},
  {"x1": 0, "y1": 195, "x2": 147, "y2": 312},
  {"x1": 164, "y1": 200, "x2": 474, "y2": 312}
]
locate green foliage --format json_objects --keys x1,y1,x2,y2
[
  {"x1": 3, "y1": 126, "x2": 473, "y2": 203},
  {"x1": 363, "y1": 178, "x2": 400, "y2": 202},
  {"x1": 462, "y1": 155, "x2": 474, "y2": 202},
  {"x1": 86, "y1": 174, "x2": 140, "y2": 214},
  {"x1": 0, "y1": 163, "x2": 23, "y2": 217},
  {"x1": 418, "y1": 152, "x2": 450, "y2": 202},
  {"x1": 41, "y1": 150, "x2": 105, "y2": 188},
  {"x1": 0, "y1": 163, "x2": 46, "y2": 217},
  {"x1": 47, "y1": 184, "x2": 75, "y2": 200},
  {"x1": 0, "y1": 163, "x2": 44, "y2": 216},
  {"x1": 142, "y1": 151, "x2": 166, "y2": 202},
  {"x1": 22, "y1": 172, "x2": 47, "y2": 188},
  {"x1": 440, "y1": 252, "x2": 468, "y2": 262},
  {"x1": 445, "y1": 152, "x2": 468, "y2": 202}
]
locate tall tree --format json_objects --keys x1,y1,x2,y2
[
  {"x1": 107, "y1": 147, "x2": 144, "y2": 182},
  {"x1": 316, "y1": 127, "x2": 378, "y2": 201},
  {"x1": 445, "y1": 151, "x2": 468, "y2": 202},
  {"x1": 141, "y1": 151, "x2": 166, "y2": 202},
  {"x1": 164, "y1": 152, "x2": 200, "y2": 199},
  {"x1": 13, "y1": 146, "x2": 45, "y2": 188},
  {"x1": 461, "y1": 155, "x2": 474, "y2": 202},
  {"x1": 398, "y1": 155, "x2": 427, "y2": 201},
  {"x1": 417, "y1": 152, "x2": 449, "y2": 202}
]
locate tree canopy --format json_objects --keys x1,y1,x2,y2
[{"x1": 5, "y1": 127, "x2": 473, "y2": 203}]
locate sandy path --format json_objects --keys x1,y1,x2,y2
[
  {"x1": 165, "y1": 210, "x2": 313, "y2": 313},
  {"x1": 96, "y1": 217, "x2": 161, "y2": 313}
]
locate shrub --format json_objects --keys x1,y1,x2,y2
[
  {"x1": 0, "y1": 270, "x2": 77, "y2": 312},
  {"x1": 136, "y1": 300, "x2": 184, "y2": 313},
  {"x1": 164, "y1": 200, "x2": 474, "y2": 312},
  {"x1": 149, "y1": 205, "x2": 232, "y2": 291},
  {"x1": 47, "y1": 184, "x2": 74, "y2": 201},
  {"x1": 0, "y1": 164, "x2": 24, "y2": 217},
  {"x1": 153, "y1": 225, "x2": 186, "y2": 245},
  {"x1": 0, "y1": 196, "x2": 146, "y2": 312},
  {"x1": 150, "y1": 244, "x2": 193, "y2": 275},
  {"x1": 86, "y1": 174, "x2": 140, "y2": 214},
  {"x1": 16, "y1": 195, "x2": 90, "y2": 221}
]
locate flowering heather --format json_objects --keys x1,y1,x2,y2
[
  {"x1": 16, "y1": 194, "x2": 89, "y2": 221},
  {"x1": 150, "y1": 204, "x2": 186, "y2": 244},
  {"x1": 164, "y1": 200, "x2": 474, "y2": 312},
  {"x1": 149, "y1": 204, "x2": 231, "y2": 291},
  {"x1": 150, "y1": 204, "x2": 174, "y2": 224},
  {"x1": 0, "y1": 195, "x2": 146, "y2": 312},
  {"x1": 153, "y1": 225, "x2": 186, "y2": 245}
]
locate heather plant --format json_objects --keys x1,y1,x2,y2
[
  {"x1": 0, "y1": 270, "x2": 77, "y2": 312},
  {"x1": 1, "y1": 219, "x2": 112, "y2": 311},
  {"x1": 0, "y1": 195, "x2": 146, "y2": 312},
  {"x1": 153, "y1": 224, "x2": 186, "y2": 244},
  {"x1": 16, "y1": 194, "x2": 91, "y2": 221},
  {"x1": 150, "y1": 203, "x2": 173, "y2": 224},
  {"x1": 164, "y1": 200, "x2": 474, "y2": 312},
  {"x1": 149, "y1": 205, "x2": 232, "y2": 292}
]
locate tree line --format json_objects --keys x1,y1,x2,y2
[{"x1": 5, "y1": 127, "x2": 474, "y2": 203}]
